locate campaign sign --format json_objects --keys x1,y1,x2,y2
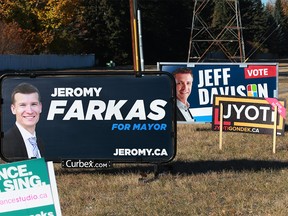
[
  {"x1": 0, "y1": 158, "x2": 60, "y2": 216},
  {"x1": 212, "y1": 96, "x2": 286, "y2": 135},
  {"x1": 157, "y1": 62, "x2": 278, "y2": 123},
  {"x1": 0, "y1": 71, "x2": 176, "y2": 163}
]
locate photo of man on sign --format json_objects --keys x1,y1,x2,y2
[
  {"x1": 1, "y1": 72, "x2": 175, "y2": 163},
  {"x1": 172, "y1": 68, "x2": 195, "y2": 122},
  {"x1": 159, "y1": 62, "x2": 278, "y2": 123},
  {"x1": 2, "y1": 82, "x2": 45, "y2": 161}
]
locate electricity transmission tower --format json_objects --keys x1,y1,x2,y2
[{"x1": 187, "y1": 0, "x2": 245, "y2": 62}]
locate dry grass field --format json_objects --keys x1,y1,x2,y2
[
  {"x1": 0, "y1": 69, "x2": 287, "y2": 216},
  {"x1": 52, "y1": 75, "x2": 288, "y2": 216}
]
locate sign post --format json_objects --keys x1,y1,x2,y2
[
  {"x1": 219, "y1": 103, "x2": 223, "y2": 150},
  {"x1": 212, "y1": 96, "x2": 286, "y2": 153},
  {"x1": 273, "y1": 106, "x2": 278, "y2": 153}
]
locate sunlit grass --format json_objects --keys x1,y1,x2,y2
[
  {"x1": 53, "y1": 77, "x2": 288, "y2": 215},
  {"x1": 1, "y1": 74, "x2": 287, "y2": 216}
]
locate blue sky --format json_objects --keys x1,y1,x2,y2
[{"x1": 261, "y1": 0, "x2": 275, "y2": 5}]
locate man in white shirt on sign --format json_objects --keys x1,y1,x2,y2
[
  {"x1": 3, "y1": 82, "x2": 44, "y2": 161},
  {"x1": 172, "y1": 67, "x2": 195, "y2": 122}
]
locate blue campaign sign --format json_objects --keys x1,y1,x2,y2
[
  {"x1": 158, "y1": 62, "x2": 278, "y2": 123},
  {"x1": 0, "y1": 71, "x2": 176, "y2": 163}
]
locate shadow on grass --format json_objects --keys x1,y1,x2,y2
[
  {"x1": 56, "y1": 159, "x2": 288, "y2": 177},
  {"x1": 164, "y1": 159, "x2": 288, "y2": 175}
]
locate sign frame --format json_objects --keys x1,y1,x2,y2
[
  {"x1": 158, "y1": 62, "x2": 278, "y2": 123},
  {"x1": 0, "y1": 71, "x2": 177, "y2": 164},
  {"x1": 212, "y1": 95, "x2": 286, "y2": 136}
]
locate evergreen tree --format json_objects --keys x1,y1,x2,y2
[
  {"x1": 79, "y1": 0, "x2": 131, "y2": 65},
  {"x1": 240, "y1": 0, "x2": 270, "y2": 59},
  {"x1": 272, "y1": 0, "x2": 288, "y2": 56},
  {"x1": 210, "y1": 0, "x2": 241, "y2": 58},
  {"x1": 139, "y1": 0, "x2": 193, "y2": 63},
  {"x1": 212, "y1": 0, "x2": 230, "y2": 29}
]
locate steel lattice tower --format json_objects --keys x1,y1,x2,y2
[{"x1": 187, "y1": 0, "x2": 245, "y2": 62}]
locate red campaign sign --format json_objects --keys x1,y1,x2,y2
[
  {"x1": 244, "y1": 65, "x2": 277, "y2": 79},
  {"x1": 265, "y1": 97, "x2": 286, "y2": 119}
]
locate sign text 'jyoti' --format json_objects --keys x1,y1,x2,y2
[{"x1": 223, "y1": 104, "x2": 276, "y2": 122}]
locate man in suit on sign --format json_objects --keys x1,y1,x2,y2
[
  {"x1": 2, "y1": 82, "x2": 44, "y2": 161},
  {"x1": 172, "y1": 67, "x2": 195, "y2": 122}
]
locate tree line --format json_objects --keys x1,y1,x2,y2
[{"x1": 0, "y1": 0, "x2": 287, "y2": 66}]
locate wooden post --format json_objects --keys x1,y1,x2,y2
[
  {"x1": 219, "y1": 103, "x2": 223, "y2": 150},
  {"x1": 272, "y1": 106, "x2": 278, "y2": 154}
]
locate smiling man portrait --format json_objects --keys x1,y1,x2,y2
[
  {"x1": 172, "y1": 67, "x2": 195, "y2": 122},
  {"x1": 2, "y1": 82, "x2": 45, "y2": 161}
]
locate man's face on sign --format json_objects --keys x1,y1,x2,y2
[
  {"x1": 174, "y1": 73, "x2": 193, "y2": 104},
  {"x1": 11, "y1": 92, "x2": 42, "y2": 134}
]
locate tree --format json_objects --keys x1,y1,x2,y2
[
  {"x1": 139, "y1": 0, "x2": 193, "y2": 63},
  {"x1": 0, "y1": 0, "x2": 42, "y2": 53},
  {"x1": 212, "y1": 0, "x2": 231, "y2": 29},
  {"x1": 0, "y1": 0, "x2": 83, "y2": 54},
  {"x1": 272, "y1": 0, "x2": 288, "y2": 56},
  {"x1": 0, "y1": 0, "x2": 287, "y2": 63},
  {"x1": 210, "y1": 0, "x2": 243, "y2": 59},
  {"x1": 37, "y1": 0, "x2": 84, "y2": 53},
  {"x1": 77, "y1": 0, "x2": 131, "y2": 65},
  {"x1": 240, "y1": 0, "x2": 271, "y2": 59},
  {"x1": 0, "y1": 21, "x2": 24, "y2": 54}
]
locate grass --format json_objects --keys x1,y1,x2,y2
[
  {"x1": 1, "y1": 74, "x2": 288, "y2": 216},
  {"x1": 55, "y1": 125, "x2": 288, "y2": 214},
  {"x1": 52, "y1": 76, "x2": 288, "y2": 216},
  {"x1": 54, "y1": 124, "x2": 288, "y2": 215}
]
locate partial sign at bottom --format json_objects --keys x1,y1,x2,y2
[{"x1": 0, "y1": 158, "x2": 61, "y2": 216}]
